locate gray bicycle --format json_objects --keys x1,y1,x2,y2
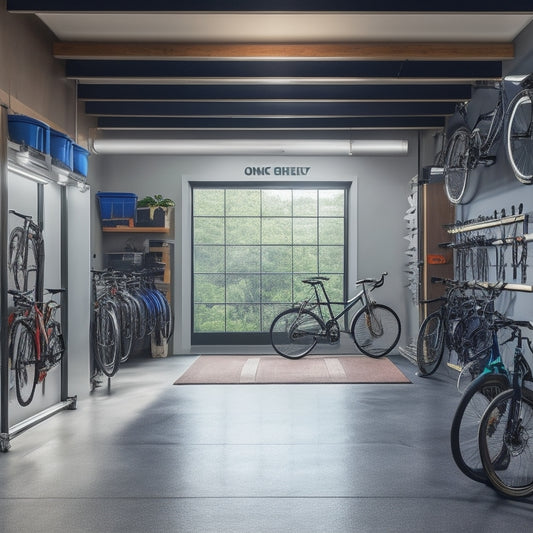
[{"x1": 270, "y1": 272, "x2": 401, "y2": 359}]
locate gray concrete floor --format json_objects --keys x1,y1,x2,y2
[{"x1": 1, "y1": 354, "x2": 533, "y2": 533}]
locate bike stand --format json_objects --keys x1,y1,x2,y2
[{"x1": 0, "y1": 396, "x2": 77, "y2": 452}]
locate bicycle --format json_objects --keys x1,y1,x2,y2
[
  {"x1": 8, "y1": 210, "x2": 45, "y2": 298},
  {"x1": 478, "y1": 321, "x2": 533, "y2": 498},
  {"x1": 416, "y1": 278, "x2": 497, "y2": 378},
  {"x1": 91, "y1": 268, "x2": 173, "y2": 380},
  {"x1": 8, "y1": 288, "x2": 66, "y2": 406},
  {"x1": 450, "y1": 316, "x2": 520, "y2": 484},
  {"x1": 505, "y1": 73, "x2": 533, "y2": 185},
  {"x1": 270, "y1": 272, "x2": 401, "y2": 359},
  {"x1": 443, "y1": 83, "x2": 505, "y2": 205}
]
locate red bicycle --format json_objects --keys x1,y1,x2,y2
[{"x1": 8, "y1": 288, "x2": 66, "y2": 406}]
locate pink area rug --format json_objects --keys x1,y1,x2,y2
[{"x1": 174, "y1": 355, "x2": 410, "y2": 385}]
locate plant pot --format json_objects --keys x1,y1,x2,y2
[{"x1": 136, "y1": 206, "x2": 171, "y2": 227}]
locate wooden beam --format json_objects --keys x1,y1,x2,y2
[{"x1": 53, "y1": 42, "x2": 514, "y2": 61}]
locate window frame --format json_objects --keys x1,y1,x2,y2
[{"x1": 191, "y1": 181, "x2": 350, "y2": 345}]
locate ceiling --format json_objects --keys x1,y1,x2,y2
[{"x1": 7, "y1": 2, "x2": 533, "y2": 140}]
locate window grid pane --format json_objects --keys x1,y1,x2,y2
[{"x1": 193, "y1": 186, "x2": 346, "y2": 336}]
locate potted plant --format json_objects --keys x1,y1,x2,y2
[{"x1": 136, "y1": 194, "x2": 175, "y2": 227}]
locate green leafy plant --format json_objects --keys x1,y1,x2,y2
[{"x1": 137, "y1": 194, "x2": 175, "y2": 208}]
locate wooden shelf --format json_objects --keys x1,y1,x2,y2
[{"x1": 102, "y1": 226, "x2": 170, "y2": 233}]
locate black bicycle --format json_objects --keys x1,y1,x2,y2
[
  {"x1": 270, "y1": 272, "x2": 401, "y2": 359},
  {"x1": 416, "y1": 278, "x2": 497, "y2": 378},
  {"x1": 443, "y1": 84, "x2": 504, "y2": 204},
  {"x1": 8, "y1": 210, "x2": 44, "y2": 298}
]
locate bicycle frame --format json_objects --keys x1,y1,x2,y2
[
  {"x1": 8, "y1": 209, "x2": 45, "y2": 297},
  {"x1": 299, "y1": 277, "x2": 377, "y2": 336}
]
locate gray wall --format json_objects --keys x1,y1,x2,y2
[
  {"x1": 450, "y1": 22, "x2": 533, "y2": 320},
  {"x1": 91, "y1": 130, "x2": 420, "y2": 355}
]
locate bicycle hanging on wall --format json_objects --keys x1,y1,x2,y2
[{"x1": 427, "y1": 74, "x2": 533, "y2": 205}]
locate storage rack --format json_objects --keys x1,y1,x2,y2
[
  {"x1": 0, "y1": 108, "x2": 78, "y2": 452},
  {"x1": 443, "y1": 207, "x2": 532, "y2": 292}
]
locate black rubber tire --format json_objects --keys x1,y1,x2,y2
[
  {"x1": 270, "y1": 308, "x2": 325, "y2": 359},
  {"x1": 450, "y1": 372, "x2": 510, "y2": 483},
  {"x1": 351, "y1": 304, "x2": 401, "y2": 358}
]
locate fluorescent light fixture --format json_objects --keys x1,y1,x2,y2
[
  {"x1": 7, "y1": 162, "x2": 49, "y2": 184},
  {"x1": 53, "y1": 166, "x2": 70, "y2": 185},
  {"x1": 91, "y1": 138, "x2": 408, "y2": 156}
]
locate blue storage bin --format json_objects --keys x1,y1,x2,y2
[
  {"x1": 73, "y1": 144, "x2": 90, "y2": 176},
  {"x1": 8, "y1": 114, "x2": 50, "y2": 153},
  {"x1": 50, "y1": 129, "x2": 73, "y2": 170},
  {"x1": 96, "y1": 192, "x2": 138, "y2": 221}
]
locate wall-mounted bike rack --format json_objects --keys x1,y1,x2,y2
[
  {"x1": 0, "y1": 107, "x2": 76, "y2": 452},
  {"x1": 442, "y1": 205, "x2": 530, "y2": 285}
]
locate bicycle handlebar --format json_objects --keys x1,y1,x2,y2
[{"x1": 356, "y1": 272, "x2": 388, "y2": 291}]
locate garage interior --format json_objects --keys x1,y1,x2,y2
[{"x1": 2, "y1": 4, "x2": 533, "y2": 532}]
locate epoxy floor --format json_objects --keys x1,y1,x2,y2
[{"x1": 1, "y1": 354, "x2": 533, "y2": 533}]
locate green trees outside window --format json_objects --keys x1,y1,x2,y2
[{"x1": 192, "y1": 185, "x2": 347, "y2": 341}]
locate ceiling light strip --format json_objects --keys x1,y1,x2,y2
[{"x1": 91, "y1": 137, "x2": 408, "y2": 156}]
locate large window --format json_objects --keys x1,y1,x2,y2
[{"x1": 192, "y1": 184, "x2": 348, "y2": 344}]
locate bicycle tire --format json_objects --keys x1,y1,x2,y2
[
  {"x1": 270, "y1": 308, "x2": 325, "y2": 359},
  {"x1": 450, "y1": 372, "x2": 510, "y2": 483},
  {"x1": 93, "y1": 302, "x2": 121, "y2": 377},
  {"x1": 416, "y1": 310, "x2": 445, "y2": 376},
  {"x1": 46, "y1": 321, "x2": 66, "y2": 369},
  {"x1": 505, "y1": 90, "x2": 533, "y2": 185},
  {"x1": 8, "y1": 227, "x2": 24, "y2": 287},
  {"x1": 479, "y1": 387, "x2": 533, "y2": 498},
  {"x1": 444, "y1": 127, "x2": 473, "y2": 204},
  {"x1": 9, "y1": 318, "x2": 38, "y2": 407},
  {"x1": 115, "y1": 295, "x2": 134, "y2": 363},
  {"x1": 351, "y1": 303, "x2": 401, "y2": 358}
]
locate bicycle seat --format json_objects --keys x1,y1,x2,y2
[
  {"x1": 302, "y1": 276, "x2": 329, "y2": 285},
  {"x1": 45, "y1": 288, "x2": 66, "y2": 295}
]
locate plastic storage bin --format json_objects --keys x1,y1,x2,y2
[
  {"x1": 50, "y1": 129, "x2": 73, "y2": 170},
  {"x1": 73, "y1": 144, "x2": 90, "y2": 176},
  {"x1": 96, "y1": 192, "x2": 138, "y2": 222},
  {"x1": 8, "y1": 114, "x2": 50, "y2": 153}
]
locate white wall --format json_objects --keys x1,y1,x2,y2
[{"x1": 91, "y1": 131, "x2": 420, "y2": 354}]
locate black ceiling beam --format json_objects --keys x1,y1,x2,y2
[
  {"x1": 96, "y1": 116, "x2": 445, "y2": 130},
  {"x1": 78, "y1": 83, "x2": 472, "y2": 102},
  {"x1": 85, "y1": 100, "x2": 456, "y2": 117},
  {"x1": 8, "y1": 1, "x2": 533, "y2": 12},
  {"x1": 66, "y1": 60, "x2": 502, "y2": 80}
]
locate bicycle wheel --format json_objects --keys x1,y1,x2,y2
[
  {"x1": 44, "y1": 321, "x2": 66, "y2": 371},
  {"x1": 9, "y1": 319, "x2": 38, "y2": 406},
  {"x1": 115, "y1": 295, "x2": 134, "y2": 363},
  {"x1": 93, "y1": 302, "x2": 120, "y2": 377},
  {"x1": 479, "y1": 387, "x2": 533, "y2": 498},
  {"x1": 270, "y1": 308, "x2": 325, "y2": 359},
  {"x1": 450, "y1": 372, "x2": 510, "y2": 483},
  {"x1": 416, "y1": 310, "x2": 445, "y2": 376},
  {"x1": 506, "y1": 90, "x2": 533, "y2": 184},
  {"x1": 351, "y1": 303, "x2": 401, "y2": 358},
  {"x1": 444, "y1": 127, "x2": 473, "y2": 204}
]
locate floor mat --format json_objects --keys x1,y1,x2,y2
[{"x1": 174, "y1": 355, "x2": 411, "y2": 384}]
